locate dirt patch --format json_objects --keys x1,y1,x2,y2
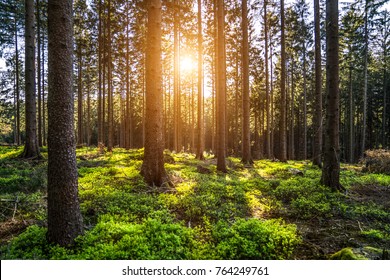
[
  {"x1": 0, "y1": 219, "x2": 33, "y2": 245},
  {"x1": 349, "y1": 184, "x2": 390, "y2": 209}
]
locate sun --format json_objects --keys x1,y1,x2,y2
[{"x1": 180, "y1": 56, "x2": 195, "y2": 73}]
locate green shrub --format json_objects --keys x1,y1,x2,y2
[{"x1": 212, "y1": 218, "x2": 300, "y2": 260}]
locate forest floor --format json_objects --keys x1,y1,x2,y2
[{"x1": 0, "y1": 146, "x2": 389, "y2": 260}]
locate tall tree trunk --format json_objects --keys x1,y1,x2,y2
[
  {"x1": 383, "y1": 12, "x2": 387, "y2": 148},
  {"x1": 361, "y1": 0, "x2": 368, "y2": 158},
  {"x1": 349, "y1": 65, "x2": 354, "y2": 163},
  {"x1": 242, "y1": 0, "x2": 252, "y2": 164},
  {"x1": 14, "y1": 12, "x2": 20, "y2": 146},
  {"x1": 98, "y1": 0, "x2": 103, "y2": 149},
  {"x1": 42, "y1": 24, "x2": 46, "y2": 147},
  {"x1": 196, "y1": 0, "x2": 205, "y2": 159},
  {"x1": 37, "y1": 0, "x2": 42, "y2": 147},
  {"x1": 313, "y1": 0, "x2": 322, "y2": 166},
  {"x1": 216, "y1": 0, "x2": 227, "y2": 172},
  {"x1": 107, "y1": 0, "x2": 113, "y2": 151},
  {"x1": 47, "y1": 0, "x2": 84, "y2": 246},
  {"x1": 290, "y1": 60, "x2": 295, "y2": 160},
  {"x1": 279, "y1": 0, "x2": 287, "y2": 162},
  {"x1": 270, "y1": 46, "x2": 274, "y2": 158},
  {"x1": 87, "y1": 70, "x2": 91, "y2": 146},
  {"x1": 22, "y1": 0, "x2": 41, "y2": 158},
  {"x1": 141, "y1": 0, "x2": 168, "y2": 186},
  {"x1": 302, "y1": 47, "x2": 307, "y2": 160},
  {"x1": 321, "y1": 0, "x2": 342, "y2": 191},
  {"x1": 174, "y1": 0, "x2": 181, "y2": 152},
  {"x1": 264, "y1": 0, "x2": 271, "y2": 159},
  {"x1": 77, "y1": 45, "x2": 83, "y2": 145}
]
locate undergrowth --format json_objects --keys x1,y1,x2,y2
[{"x1": 1, "y1": 146, "x2": 389, "y2": 259}]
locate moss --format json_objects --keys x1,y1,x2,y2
[{"x1": 329, "y1": 248, "x2": 367, "y2": 260}]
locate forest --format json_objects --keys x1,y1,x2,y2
[{"x1": 0, "y1": 0, "x2": 389, "y2": 260}]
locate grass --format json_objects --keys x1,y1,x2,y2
[{"x1": 0, "y1": 146, "x2": 389, "y2": 259}]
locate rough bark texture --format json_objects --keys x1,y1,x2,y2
[
  {"x1": 196, "y1": 0, "x2": 205, "y2": 160},
  {"x1": 313, "y1": 0, "x2": 322, "y2": 166},
  {"x1": 47, "y1": 0, "x2": 84, "y2": 246},
  {"x1": 141, "y1": 0, "x2": 169, "y2": 186},
  {"x1": 241, "y1": 0, "x2": 252, "y2": 165},
  {"x1": 22, "y1": 0, "x2": 41, "y2": 158},
  {"x1": 279, "y1": 0, "x2": 287, "y2": 162},
  {"x1": 321, "y1": 0, "x2": 342, "y2": 191},
  {"x1": 216, "y1": 0, "x2": 227, "y2": 172}
]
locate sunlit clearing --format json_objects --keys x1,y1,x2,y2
[{"x1": 180, "y1": 56, "x2": 195, "y2": 73}]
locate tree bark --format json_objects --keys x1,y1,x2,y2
[
  {"x1": 141, "y1": 0, "x2": 169, "y2": 186},
  {"x1": 264, "y1": 0, "x2": 271, "y2": 159},
  {"x1": 196, "y1": 0, "x2": 205, "y2": 160},
  {"x1": 47, "y1": 0, "x2": 84, "y2": 246},
  {"x1": 321, "y1": 0, "x2": 342, "y2": 191},
  {"x1": 241, "y1": 0, "x2": 253, "y2": 164},
  {"x1": 313, "y1": 0, "x2": 322, "y2": 166},
  {"x1": 107, "y1": 0, "x2": 113, "y2": 151},
  {"x1": 279, "y1": 0, "x2": 287, "y2": 162},
  {"x1": 22, "y1": 0, "x2": 41, "y2": 159},
  {"x1": 216, "y1": 0, "x2": 227, "y2": 172}
]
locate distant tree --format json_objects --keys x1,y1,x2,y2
[
  {"x1": 21, "y1": 0, "x2": 41, "y2": 158},
  {"x1": 47, "y1": 0, "x2": 84, "y2": 246},
  {"x1": 216, "y1": 0, "x2": 227, "y2": 172},
  {"x1": 241, "y1": 0, "x2": 252, "y2": 164},
  {"x1": 141, "y1": 0, "x2": 169, "y2": 186},
  {"x1": 313, "y1": 0, "x2": 322, "y2": 166},
  {"x1": 196, "y1": 0, "x2": 205, "y2": 160},
  {"x1": 279, "y1": 0, "x2": 287, "y2": 162}
]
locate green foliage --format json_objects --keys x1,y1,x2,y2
[
  {"x1": 1, "y1": 147, "x2": 389, "y2": 260},
  {"x1": 212, "y1": 219, "x2": 300, "y2": 260},
  {"x1": 329, "y1": 248, "x2": 367, "y2": 260}
]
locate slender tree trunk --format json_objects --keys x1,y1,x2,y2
[
  {"x1": 77, "y1": 45, "x2": 83, "y2": 145},
  {"x1": 216, "y1": 0, "x2": 227, "y2": 172},
  {"x1": 383, "y1": 13, "x2": 387, "y2": 148},
  {"x1": 107, "y1": 0, "x2": 113, "y2": 151},
  {"x1": 37, "y1": 0, "x2": 42, "y2": 147},
  {"x1": 174, "y1": 0, "x2": 181, "y2": 152},
  {"x1": 22, "y1": 0, "x2": 41, "y2": 158},
  {"x1": 264, "y1": 0, "x2": 271, "y2": 159},
  {"x1": 361, "y1": 0, "x2": 368, "y2": 157},
  {"x1": 302, "y1": 48, "x2": 307, "y2": 160},
  {"x1": 14, "y1": 13, "x2": 20, "y2": 146},
  {"x1": 87, "y1": 70, "x2": 91, "y2": 146},
  {"x1": 270, "y1": 46, "x2": 274, "y2": 158},
  {"x1": 196, "y1": 0, "x2": 205, "y2": 159},
  {"x1": 290, "y1": 60, "x2": 295, "y2": 160},
  {"x1": 279, "y1": 0, "x2": 287, "y2": 162},
  {"x1": 42, "y1": 26, "x2": 46, "y2": 146},
  {"x1": 349, "y1": 65, "x2": 354, "y2": 163},
  {"x1": 47, "y1": 0, "x2": 84, "y2": 246},
  {"x1": 98, "y1": 0, "x2": 103, "y2": 148},
  {"x1": 241, "y1": 0, "x2": 252, "y2": 164},
  {"x1": 321, "y1": 0, "x2": 342, "y2": 191},
  {"x1": 141, "y1": 0, "x2": 169, "y2": 186},
  {"x1": 313, "y1": 0, "x2": 322, "y2": 166}
]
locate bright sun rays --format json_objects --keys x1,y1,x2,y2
[{"x1": 180, "y1": 56, "x2": 196, "y2": 73}]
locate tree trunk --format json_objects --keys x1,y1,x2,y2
[
  {"x1": 107, "y1": 0, "x2": 113, "y2": 151},
  {"x1": 349, "y1": 66, "x2": 354, "y2": 163},
  {"x1": 77, "y1": 45, "x2": 83, "y2": 145},
  {"x1": 216, "y1": 0, "x2": 227, "y2": 172},
  {"x1": 290, "y1": 60, "x2": 295, "y2": 160},
  {"x1": 264, "y1": 0, "x2": 271, "y2": 159},
  {"x1": 14, "y1": 12, "x2": 20, "y2": 146},
  {"x1": 279, "y1": 0, "x2": 287, "y2": 162},
  {"x1": 141, "y1": 0, "x2": 169, "y2": 186},
  {"x1": 302, "y1": 47, "x2": 307, "y2": 160},
  {"x1": 321, "y1": 0, "x2": 342, "y2": 191},
  {"x1": 313, "y1": 0, "x2": 322, "y2": 166},
  {"x1": 37, "y1": 0, "x2": 42, "y2": 147},
  {"x1": 47, "y1": 0, "x2": 84, "y2": 246},
  {"x1": 361, "y1": 0, "x2": 368, "y2": 158},
  {"x1": 196, "y1": 0, "x2": 205, "y2": 159},
  {"x1": 241, "y1": 0, "x2": 253, "y2": 164},
  {"x1": 98, "y1": 0, "x2": 103, "y2": 148},
  {"x1": 22, "y1": 0, "x2": 41, "y2": 159},
  {"x1": 174, "y1": 0, "x2": 181, "y2": 153}
]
